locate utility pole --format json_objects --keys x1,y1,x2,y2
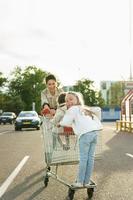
[{"x1": 129, "y1": 0, "x2": 132, "y2": 81}]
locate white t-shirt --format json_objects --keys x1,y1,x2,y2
[{"x1": 60, "y1": 105, "x2": 103, "y2": 138}]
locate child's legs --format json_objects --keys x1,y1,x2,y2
[
  {"x1": 65, "y1": 135, "x2": 70, "y2": 146},
  {"x1": 77, "y1": 133, "x2": 91, "y2": 184},
  {"x1": 52, "y1": 132, "x2": 57, "y2": 149},
  {"x1": 84, "y1": 132, "x2": 97, "y2": 184},
  {"x1": 57, "y1": 135, "x2": 63, "y2": 146},
  {"x1": 53, "y1": 132, "x2": 64, "y2": 148}
]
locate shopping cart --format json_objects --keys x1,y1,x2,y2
[{"x1": 41, "y1": 116, "x2": 102, "y2": 200}]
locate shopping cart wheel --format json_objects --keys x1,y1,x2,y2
[
  {"x1": 87, "y1": 188, "x2": 94, "y2": 199},
  {"x1": 44, "y1": 174, "x2": 49, "y2": 187},
  {"x1": 66, "y1": 188, "x2": 75, "y2": 200}
]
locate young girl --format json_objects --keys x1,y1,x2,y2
[{"x1": 59, "y1": 91, "x2": 103, "y2": 187}]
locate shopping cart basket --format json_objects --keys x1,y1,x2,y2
[{"x1": 41, "y1": 116, "x2": 102, "y2": 200}]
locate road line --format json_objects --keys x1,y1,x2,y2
[
  {"x1": 0, "y1": 155, "x2": 29, "y2": 198},
  {"x1": 126, "y1": 153, "x2": 133, "y2": 158},
  {"x1": 0, "y1": 131, "x2": 12, "y2": 135}
]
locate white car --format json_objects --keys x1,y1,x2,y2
[
  {"x1": 15, "y1": 111, "x2": 41, "y2": 131},
  {"x1": 0, "y1": 112, "x2": 16, "y2": 124}
]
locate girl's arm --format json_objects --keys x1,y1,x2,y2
[
  {"x1": 51, "y1": 109, "x2": 63, "y2": 125},
  {"x1": 90, "y1": 114, "x2": 103, "y2": 131},
  {"x1": 59, "y1": 107, "x2": 76, "y2": 127}
]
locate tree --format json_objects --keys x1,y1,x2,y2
[
  {"x1": 0, "y1": 72, "x2": 7, "y2": 90},
  {"x1": 8, "y1": 66, "x2": 48, "y2": 113},
  {"x1": 1, "y1": 95, "x2": 25, "y2": 114},
  {"x1": 0, "y1": 72, "x2": 8, "y2": 113},
  {"x1": 8, "y1": 66, "x2": 23, "y2": 96},
  {"x1": 107, "y1": 81, "x2": 125, "y2": 107},
  {"x1": 73, "y1": 79, "x2": 105, "y2": 107}
]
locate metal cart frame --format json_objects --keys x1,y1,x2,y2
[{"x1": 41, "y1": 116, "x2": 102, "y2": 200}]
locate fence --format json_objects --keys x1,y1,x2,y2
[{"x1": 101, "y1": 107, "x2": 120, "y2": 121}]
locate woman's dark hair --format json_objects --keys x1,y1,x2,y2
[
  {"x1": 45, "y1": 74, "x2": 56, "y2": 84},
  {"x1": 58, "y1": 93, "x2": 66, "y2": 106}
]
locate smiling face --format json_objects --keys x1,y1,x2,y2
[
  {"x1": 47, "y1": 79, "x2": 57, "y2": 94},
  {"x1": 65, "y1": 93, "x2": 79, "y2": 108}
]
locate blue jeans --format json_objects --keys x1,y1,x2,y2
[{"x1": 77, "y1": 131, "x2": 98, "y2": 184}]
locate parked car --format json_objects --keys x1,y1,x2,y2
[
  {"x1": 0, "y1": 112, "x2": 16, "y2": 124},
  {"x1": 15, "y1": 111, "x2": 41, "y2": 131}
]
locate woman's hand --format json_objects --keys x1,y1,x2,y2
[
  {"x1": 50, "y1": 109, "x2": 56, "y2": 116},
  {"x1": 57, "y1": 123, "x2": 61, "y2": 128},
  {"x1": 41, "y1": 105, "x2": 51, "y2": 116}
]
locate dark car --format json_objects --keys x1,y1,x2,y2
[
  {"x1": 0, "y1": 112, "x2": 16, "y2": 124},
  {"x1": 15, "y1": 111, "x2": 41, "y2": 131}
]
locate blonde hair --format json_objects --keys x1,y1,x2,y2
[
  {"x1": 66, "y1": 91, "x2": 95, "y2": 118},
  {"x1": 66, "y1": 91, "x2": 84, "y2": 105},
  {"x1": 83, "y1": 105, "x2": 95, "y2": 119}
]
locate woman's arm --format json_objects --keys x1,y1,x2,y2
[{"x1": 41, "y1": 89, "x2": 49, "y2": 107}]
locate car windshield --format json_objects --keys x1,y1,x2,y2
[
  {"x1": 19, "y1": 113, "x2": 37, "y2": 117},
  {"x1": 2, "y1": 113, "x2": 12, "y2": 116}
]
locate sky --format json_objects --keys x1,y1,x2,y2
[{"x1": 0, "y1": 0, "x2": 132, "y2": 89}]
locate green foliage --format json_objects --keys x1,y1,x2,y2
[
  {"x1": 0, "y1": 66, "x2": 105, "y2": 113},
  {"x1": 1, "y1": 95, "x2": 25, "y2": 115},
  {"x1": 9, "y1": 66, "x2": 23, "y2": 95},
  {"x1": 107, "y1": 81, "x2": 125, "y2": 107},
  {"x1": 0, "y1": 93, "x2": 24, "y2": 114},
  {"x1": 0, "y1": 72, "x2": 7, "y2": 89},
  {"x1": 73, "y1": 79, "x2": 105, "y2": 107},
  {"x1": 8, "y1": 66, "x2": 48, "y2": 113}
]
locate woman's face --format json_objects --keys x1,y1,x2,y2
[
  {"x1": 47, "y1": 79, "x2": 57, "y2": 93},
  {"x1": 65, "y1": 94, "x2": 78, "y2": 108}
]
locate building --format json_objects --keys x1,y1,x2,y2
[
  {"x1": 63, "y1": 85, "x2": 74, "y2": 92},
  {"x1": 100, "y1": 67, "x2": 133, "y2": 104},
  {"x1": 100, "y1": 80, "x2": 119, "y2": 104}
]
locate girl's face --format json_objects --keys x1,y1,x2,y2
[
  {"x1": 47, "y1": 79, "x2": 57, "y2": 93},
  {"x1": 66, "y1": 93, "x2": 78, "y2": 108}
]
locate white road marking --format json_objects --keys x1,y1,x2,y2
[
  {"x1": 0, "y1": 155, "x2": 29, "y2": 198},
  {"x1": 126, "y1": 153, "x2": 133, "y2": 158},
  {"x1": 0, "y1": 131, "x2": 11, "y2": 135},
  {"x1": 104, "y1": 127, "x2": 115, "y2": 130}
]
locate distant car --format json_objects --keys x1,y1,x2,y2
[
  {"x1": 0, "y1": 112, "x2": 16, "y2": 124},
  {"x1": 15, "y1": 111, "x2": 41, "y2": 131}
]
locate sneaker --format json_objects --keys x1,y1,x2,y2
[
  {"x1": 84, "y1": 183, "x2": 90, "y2": 187},
  {"x1": 72, "y1": 182, "x2": 83, "y2": 187},
  {"x1": 84, "y1": 182, "x2": 94, "y2": 187}
]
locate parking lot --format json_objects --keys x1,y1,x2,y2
[{"x1": 0, "y1": 122, "x2": 133, "y2": 200}]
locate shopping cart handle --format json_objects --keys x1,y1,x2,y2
[
  {"x1": 42, "y1": 108, "x2": 51, "y2": 115},
  {"x1": 64, "y1": 127, "x2": 73, "y2": 132},
  {"x1": 63, "y1": 127, "x2": 74, "y2": 135}
]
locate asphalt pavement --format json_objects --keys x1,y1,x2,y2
[{"x1": 0, "y1": 122, "x2": 133, "y2": 200}]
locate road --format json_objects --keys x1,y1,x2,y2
[{"x1": 0, "y1": 122, "x2": 133, "y2": 200}]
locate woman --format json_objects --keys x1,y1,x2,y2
[{"x1": 41, "y1": 74, "x2": 64, "y2": 116}]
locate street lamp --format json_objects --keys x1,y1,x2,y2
[{"x1": 32, "y1": 84, "x2": 36, "y2": 111}]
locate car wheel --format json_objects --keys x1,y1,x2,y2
[
  {"x1": 15, "y1": 127, "x2": 21, "y2": 131},
  {"x1": 36, "y1": 127, "x2": 40, "y2": 130}
]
